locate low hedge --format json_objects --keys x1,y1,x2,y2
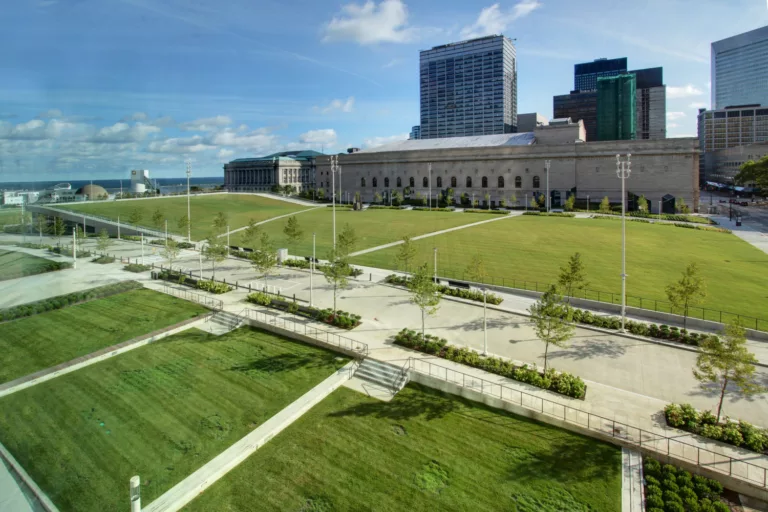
[
  {"x1": 283, "y1": 258, "x2": 364, "y2": 277},
  {"x1": 664, "y1": 403, "x2": 768, "y2": 454},
  {"x1": 246, "y1": 292, "x2": 362, "y2": 329},
  {"x1": 367, "y1": 205, "x2": 403, "y2": 210},
  {"x1": 92, "y1": 255, "x2": 115, "y2": 264},
  {"x1": 148, "y1": 240, "x2": 193, "y2": 248},
  {"x1": 462, "y1": 209, "x2": 509, "y2": 214},
  {"x1": 394, "y1": 328, "x2": 586, "y2": 399},
  {"x1": 410, "y1": 207, "x2": 454, "y2": 212},
  {"x1": 121, "y1": 235, "x2": 142, "y2": 241},
  {"x1": 177, "y1": 242, "x2": 195, "y2": 249},
  {"x1": 582, "y1": 209, "x2": 717, "y2": 225},
  {"x1": 589, "y1": 216, "x2": 731, "y2": 233},
  {"x1": 50, "y1": 246, "x2": 92, "y2": 258},
  {"x1": 123, "y1": 263, "x2": 151, "y2": 273},
  {"x1": 643, "y1": 458, "x2": 729, "y2": 512},
  {"x1": 15, "y1": 243, "x2": 53, "y2": 250},
  {"x1": 384, "y1": 274, "x2": 503, "y2": 305},
  {"x1": 522, "y1": 211, "x2": 576, "y2": 217},
  {"x1": 0, "y1": 281, "x2": 143, "y2": 323},
  {"x1": 157, "y1": 270, "x2": 233, "y2": 294}
]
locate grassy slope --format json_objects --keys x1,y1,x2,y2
[
  {"x1": 352, "y1": 216, "x2": 768, "y2": 321},
  {"x1": 59, "y1": 195, "x2": 307, "y2": 240},
  {"x1": 0, "y1": 288, "x2": 207, "y2": 383},
  {"x1": 0, "y1": 209, "x2": 21, "y2": 226},
  {"x1": 0, "y1": 327, "x2": 349, "y2": 511},
  {"x1": 0, "y1": 249, "x2": 66, "y2": 282},
  {"x1": 230, "y1": 208, "x2": 496, "y2": 257},
  {"x1": 186, "y1": 384, "x2": 621, "y2": 512}
]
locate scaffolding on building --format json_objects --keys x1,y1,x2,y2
[{"x1": 597, "y1": 74, "x2": 637, "y2": 141}]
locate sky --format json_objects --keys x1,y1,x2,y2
[{"x1": 0, "y1": 0, "x2": 766, "y2": 181}]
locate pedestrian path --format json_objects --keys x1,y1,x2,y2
[
  {"x1": 622, "y1": 448, "x2": 643, "y2": 512},
  {"x1": 712, "y1": 215, "x2": 768, "y2": 255},
  {"x1": 217, "y1": 205, "x2": 324, "y2": 240}
]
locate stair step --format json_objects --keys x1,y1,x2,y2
[
  {"x1": 356, "y1": 365, "x2": 401, "y2": 383},
  {"x1": 355, "y1": 359, "x2": 409, "y2": 392}
]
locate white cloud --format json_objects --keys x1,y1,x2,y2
[
  {"x1": 147, "y1": 136, "x2": 215, "y2": 154},
  {"x1": 460, "y1": 1, "x2": 541, "y2": 40},
  {"x1": 299, "y1": 129, "x2": 337, "y2": 146},
  {"x1": 179, "y1": 115, "x2": 232, "y2": 131},
  {"x1": 668, "y1": 123, "x2": 679, "y2": 129},
  {"x1": 363, "y1": 132, "x2": 408, "y2": 148},
  {"x1": 313, "y1": 97, "x2": 355, "y2": 114},
  {"x1": 667, "y1": 112, "x2": 686, "y2": 121},
  {"x1": 207, "y1": 128, "x2": 277, "y2": 150},
  {"x1": 36, "y1": 109, "x2": 63, "y2": 119},
  {"x1": 0, "y1": 119, "x2": 90, "y2": 141},
  {"x1": 121, "y1": 112, "x2": 148, "y2": 122},
  {"x1": 322, "y1": 0, "x2": 416, "y2": 44},
  {"x1": 382, "y1": 58, "x2": 402, "y2": 68},
  {"x1": 218, "y1": 148, "x2": 235, "y2": 160},
  {"x1": 689, "y1": 102, "x2": 708, "y2": 110},
  {"x1": 90, "y1": 122, "x2": 161, "y2": 143},
  {"x1": 667, "y1": 85, "x2": 704, "y2": 99}
]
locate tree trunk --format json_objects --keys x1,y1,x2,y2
[
  {"x1": 543, "y1": 341, "x2": 550, "y2": 372},
  {"x1": 683, "y1": 302, "x2": 688, "y2": 330},
  {"x1": 421, "y1": 308, "x2": 425, "y2": 340},
  {"x1": 716, "y1": 375, "x2": 729, "y2": 423},
  {"x1": 333, "y1": 281, "x2": 337, "y2": 311}
]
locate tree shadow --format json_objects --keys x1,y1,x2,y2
[
  {"x1": 329, "y1": 385, "x2": 459, "y2": 421},
  {"x1": 456, "y1": 317, "x2": 523, "y2": 332},
  {"x1": 547, "y1": 336, "x2": 627, "y2": 361},
  {"x1": 229, "y1": 353, "x2": 328, "y2": 374},
  {"x1": 687, "y1": 378, "x2": 768, "y2": 405}
]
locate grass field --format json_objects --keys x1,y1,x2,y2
[
  {"x1": 0, "y1": 288, "x2": 207, "y2": 384},
  {"x1": 352, "y1": 216, "x2": 768, "y2": 321},
  {"x1": 0, "y1": 327, "x2": 348, "y2": 511},
  {"x1": 186, "y1": 384, "x2": 621, "y2": 512},
  {"x1": 60, "y1": 194, "x2": 307, "y2": 240},
  {"x1": 0, "y1": 249, "x2": 68, "y2": 282},
  {"x1": 0, "y1": 208, "x2": 21, "y2": 227},
  {"x1": 230, "y1": 207, "x2": 496, "y2": 257}
]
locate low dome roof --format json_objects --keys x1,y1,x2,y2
[{"x1": 76, "y1": 184, "x2": 109, "y2": 199}]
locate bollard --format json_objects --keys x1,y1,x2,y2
[
  {"x1": 293, "y1": 293, "x2": 295, "y2": 302},
  {"x1": 249, "y1": 283, "x2": 251, "y2": 292},
  {"x1": 130, "y1": 476, "x2": 141, "y2": 512},
  {"x1": 236, "y1": 281, "x2": 239, "y2": 289},
  {"x1": 370, "y1": 273, "x2": 372, "y2": 281}
]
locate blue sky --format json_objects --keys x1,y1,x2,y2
[{"x1": 0, "y1": 0, "x2": 766, "y2": 181}]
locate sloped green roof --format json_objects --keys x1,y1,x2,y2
[{"x1": 230, "y1": 149, "x2": 324, "y2": 164}]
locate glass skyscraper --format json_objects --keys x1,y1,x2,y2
[
  {"x1": 712, "y1": 25, "x2": 768, "y2": 109},
  {"x1": 574, "y1": 57, "x2": 627, "y2": 92},
  {"x1": 419, "y1": 35, "x2": 517, "y2": 139}
]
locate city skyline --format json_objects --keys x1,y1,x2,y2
[{"x1": 0, "y1": 0, "x2": 765, "y2": 180}]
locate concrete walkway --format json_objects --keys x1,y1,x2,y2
[
  {"x1": 712, "y1": 215, "x2": 768, "y2": 255},
  {"x1": 143, "y1": 360, "x2": 357, "y2": 512},
  {"x1": 217, "y1": 205, "x2": 323, "y2": 240},
  {"x1": 622, "y1": 448, "x2": 643, "y2": 512}
]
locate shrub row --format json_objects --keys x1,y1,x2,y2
[
  {"x1": 589, "y1": 215, "x2": 731, "y2": 233},
  {"x1": 367, "y1": 205, "x2": 403, "y2": 210},
  {"x1": 121, "y1": 235, "x2": 142, "y2": 241},
  {"x1": 384, "y1": 274, "x2": 503, "y2": 305},
  {"x1": 664, "y1": 403, "x2": 768, "y2": 453},
  {"x1": 283, "y1": 258, "x2": 364, "y2": 277},
  {"x1": 643, "y1": 458, "x2": 728, "y2": 512},
  {"x1": 157, "y1": 270, "x2": 233, "y2": 294},
  {"x1": 394, "y1": 328, "x2": 586, "y2": 399},
  {"x1": 584, "y1": 209, "x2": 717, "y2": 224},
  {"x1": 410, "y1": 207, "x2": 454, "y2": 212},
  {"x1": 522, "y1": 211, "x2": 576, "y2": 217},
  {"x1": 15, "y1": 242, "x2": 52, "y2": 250},
  {"x1": 123, "y1": 263, "x2": 151, "y2": 273},
  {"x1": 91, "y1": 255, "x2": 115, "y2": 264},
  {"x1": 462, "y1": 209, "x2": 509, "y2": 214},
  {"x1": 0, "y1": 281, "x2": 143, "y2": 323},
  {"x1": 147, "y1": 239, "x2": 193, "y2": 248},
  {"x1": 245, "y1": 292, "x2": 362, "y2": 329},
  {"x1": 49, "y1": 246, "x2": 92, "y2": 258}
]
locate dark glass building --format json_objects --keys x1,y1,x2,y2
[
  {"x1": 553, "y1": 91, "x2": 598, "y2": 142},
  {"x1": 574, "y1": 57, "x2": 628, "y2": 92}
]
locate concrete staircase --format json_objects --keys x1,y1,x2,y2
[
  {"x1": 348, "y1": 358, "x2": 409, "y2": 400},
  {"x1": 203, "y1": 311, "x2": 242, "y2": 335}
]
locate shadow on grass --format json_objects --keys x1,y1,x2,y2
[
  {"x1": 229, "y1": 353, "x2": 331, "y2": 374},
  {"x1": 329, "y1": 386, "x2": 459, "y2": 421}
]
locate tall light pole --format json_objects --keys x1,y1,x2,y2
[
  {"x1": 433, "y1": 247, "x2": 437, "y2": 283},
  {"x1": 311, "y1": 232, "x2": 316, "y2": 307},
  {"x1": 140, "y1": 232, "x2": 145, "y2": 265},
  {"x1": 587, "y1": 194, "x2": 590, "y2": 213},
  {"x1": 330, "y1": 155, "x2": 339, "y2": 249},
  {"x1": 616, "y1": 153, "x2": 631, "y2": 332},
  {"x1": 117, "y1": 216, "x2": 121, "y2": 240},
  {"x1": 186, "y1": 160, "x2": 192, "y2": 242},
  {"x1": 545, "y1": 160, "x2": 551, "y2": 213},
  {"x1": 428, "y1": 162, "x2": 432, "y2": 211},
  {"x1": 226, "y1": 224, "x2": 230, "y2": 255},
  {"x1": 482, "y1": 288, "x2": 488, "y2": 356},
  {"x1": 72, "y1": 226, "x2": 77, "y2": 269},
  {"x1": 164, "y1": 219, "x2": 168, "y2": 247}
]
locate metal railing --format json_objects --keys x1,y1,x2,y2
[
  {"x1": 435, "y1": 268, "x2": 768, "y2": 332},
  {"x1": 238, "y1": 307, "x2": 369, "y2": 357},
  {"x1": 38, "y1": 205, "x2": 168, "y2": 239},
  {"x1": 162, "y1": 284, "x2": 223, "y2": 311},
  {"x1": 407, "y1": 357, "x2": 768, "y2": 489}
]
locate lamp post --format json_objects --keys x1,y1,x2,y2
[
  {"x1": 482, "y1": 288, "x2": 488, "y2": 356},
  {"x1": 659, "y1": 200, "x2": 662, "y2": 221},
  {"x1": 330, "y1": 155, "x2": 340, "y2": 249},
  {"x1": 311, "y1": 232, "x2": 316, "y2": 307},
  {"x1": 226, "y1": 224, "x2": 230, "y2": 255},
  {"x1": 545, "y1": 160, "x2": 551, "y2": 212},
  {"x1": 198, "y1": 245, "x2": 203, "y2": 278},
  {"x1": 186, "y1": 160, "x2": 192, "y2": 242},
  {"x1": 433, "y1": 247, "x2": 437, "y2": 283},
  {"x1": 164, "y1": 219, "x2": 168, "y2": 247},
  {"x1": 428, "y1": 162, "x2": 432, "y2": 211},
  {"x1": 130, "y1": 476, "x2": 141, "y2": 512},
  {"x1": 616, "y1": 153, "x2": 631, "y2": 332},
  {"x1": 117, "y1": 216, "x2": 120, "y2": 240},
  {"x1": 72, "y1": 226, "x2": 77, "y2": 269},
  {"x1": 587, "y1": 194, "x2": 590, "y2": 213},
  {"x1": 140, "y1": 232, "x2": 145, "y2": 265}
]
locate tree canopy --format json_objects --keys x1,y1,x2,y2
[{"x1": 735, "y1": 155, "x2": 768, "y2": 190}]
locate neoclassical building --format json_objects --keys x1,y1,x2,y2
[
  {"x1": 224, "y1": 150, "x2": 320, "y2": 192},
  {"x1": 317, "y1": 120, "x2": 700, "y2": 213}
]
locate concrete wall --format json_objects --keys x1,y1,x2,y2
[{"x1": 244, "y1": 318, "x2": 366, "y2": 359}]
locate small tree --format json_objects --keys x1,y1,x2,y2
[
  {"x1": 528, "y1": 285, "x2": 575, "y2": 372},
  {"x1": 128, "y1": 208, "x2": 143, "y2": 227},
  {"x1": 337, "y1": 224, "x2": 358, "y2": 258},
  {"x1": 665, "y1": 262, "x2": 707, "y2": 330},
  {"x1": 372, "y1": 192, "x2": 381, "y2": 204},
  {"x1": 283, "y1": 215, "x2": 304, "y2": 246},
  {"x1": 557, "y1": 252, "x2": 588, "y2": 303},
  {"x1": 465, "y1": 253, "x2": 487, "y2": 283},
  {"x1": 460, "y1": 192, "x2": 467, "y2": 205},
  {"x1": 202, "y1": 236, "x2": 228, "y2": 280},
  {"x1": 151, "y1": 208, "x2": 164, "y2": 230},
  {"x1": 52, "y1": 217, "x2": 66, "y2": 245},
  {"x1": 36, "y1": 215, "x2": 48, "y2": 242},
  {"x1": 445, "y1": 188, "x2": 455, "y2": 207},
  {"x1": 162, "y1": 238, "x2": 181, "y2": 269},
  {"x1": 564, "y1": 194, "x2": 575, "y2": 212},
  {"x1": 421, "y1": 194, "x2": 427, "y2": 206},
  {"x1": 96, "y1": 228, "x2": 112, "y2": 252},
  {"x1": 409, "y1": 263, "x2": 441, "y2": 339},
  {"x1": 75, "y1": 225, "x2": 86, "y2": 251},
  {"x1": 395, "y1": 235, "x2": 418, "y2": 274},
  {"x1": 499, "y1": 198, "x2": 506, "y2": 208},
  {"x1": 599, "y1": 196, "x2": 611, "y2": 213},
  {"x1": 637, "y1": 194, "x2": 649, "y2": 213},
  {"x1": 537, "y1": 194, "x2": 546, "y2": 209},
  {"x1": 530, "y1": 195, "x2": 539, "y2": 209},
  {"x1": 321, "y1": 248, "x2": 352, "y2": 311},
  {"x1": 316, "y1": 188, "x2": 325, "y2": 201},
  {"x1": 510, "y1": 193, "x2": 517, "y2": 206},
  {"x1": 392, "y1": 190, "x2": 402, "y2": 206},
  {"x1": 251, "y1": 232, "x2": 278, "y2": 286},
  {"x1": 472, "y1": 198, "x2": 479, "y2": 208},
  {"x1": 694, "y1": 321, "x2": 765, "y2": 422},
  {"x1": 213, "y1": 211, "x2": 228, "y2": 235},
  {"x1": 675, "y1": 197, "x2": 690, "y2": 214},
  {"x1": 177, "y1": 214, "x2": 190, "y2": 237},
  {"x1": 241, "y1": 218, "x2": 260, "y2": 247},
  {"x1": 354, "y1": 191, "x2": 361, "y2": 204}
]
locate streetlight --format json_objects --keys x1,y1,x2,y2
[
  {"x1": 186, "y1": 160, "x2": 192, "y2": 242},
  {"x1": 428, "y1": 162, "x2": 432, "y2": 211},
  {"x1": 140, "y1": 232, "x2": 145, "y2": 265},
  {"x1": 616, "y1": 153, "x2": 631, "y2": 332},
  {"x1": 226, "y1": 224, "x2": 230, "y2": 255},
  {"x1": 433, "y1": 247, "x2": 437, "y2": 283},
  {"x1": 330, "y1": 155, "x2": 341, "y2": 249},
  {"x1": 311, "y1": 232, "x2": 316, "y2": 307},
  {"x1": 164, "y1": 219, "x2": 168, "y2": 248},
  {"x1": 72, "y1": 226, "x2": 77, "y2": 269},
  {"x1": 587, "y1": 194, "x2": 590, "y2": 213},
  {"x1": 482, "y1": 287, "x2": 488, "y2": 356},
  {"x1": 545, "y1": 160, "x2": 551, "y2": 213}
]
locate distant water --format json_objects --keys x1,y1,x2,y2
[{"x1": 0, "y1": 177, "x2": 224, "y2": 195}]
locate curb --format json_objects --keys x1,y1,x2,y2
[{"x1": 0, "y1": 441, "x2": 59, "y2": 512}]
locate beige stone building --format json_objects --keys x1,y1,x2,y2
[{"x1": 317, "y1": 121, "x2": 699, "y2": 213}]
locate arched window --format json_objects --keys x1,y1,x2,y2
[
  {"x1": 533, "y1": 176, "x2": 540, "y2": 189},
  {"x1": 423, "y1": 176, "x2": 428, "y2": 187},
  {"x1": 397, "y1": 177, "x2": 402, "y2": 187},
  {"x1": 436, "y1": 176, "x2": 442, "y2": 188},
  {"x1": 498, "y1": 176, "x2": 504, "y2": 188},
  {"x1": 451, "y1": 176, "x2": 457, "y2": 188},
  {"x1": 372, "y1": 177, "x2": 378, "y2": 188},
  {"x1": 466, "y1": 176, "x2": 472, "y2": 188},
  {"x1": 515, "y1": 176, "x2": 522, "y2": 188},
  {"x1": 384, "y1": 177, "x2": 390, "y2": 187},
  {"x1": 481, "y1": 177, "x2": 488, "y2": 188},
  {"x1": 409, "y1": 177, "x2": 415, "y2": 188},
  {"x1": 361, "y1": 177, "x2": 366, "y2": 187}
]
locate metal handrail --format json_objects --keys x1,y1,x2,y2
[
  {"x1": 162, "y1": 284, "x2": 223, "y2": 311},
  {"x1": 39, "y1": 205, "x2": 167, "y2": 238},
  {"x1": 407, "y1": 357, "x2": 768, "y2": 489}
]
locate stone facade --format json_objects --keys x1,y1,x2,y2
[
  {"x1": 317, "y1": 132, "x2": 699, "y2": 213},
  {"x1": 223, "y1": 150, "x2": 319, "y2": 192}
]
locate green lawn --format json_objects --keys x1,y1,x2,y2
[
  {"x1": 0, "y1": 327, "x2": 349, "y2": 511},
  {"x1": 352, "y1": 216, "x2": 768, "y2": 322},
  {"x1": 230, "y1": 208, "x2": 497, "y2": 257},
  {"x1": 0, "y1": 208, "x2": 21, "y2": 227},
  {"x1": 0, "y1": 249, "x2": 68, "y2": 282},
  {"x1": 186, "y1": 384, "x2": 621, "y2": 512},
  {"x1": 59, "y1": 195, "x2": 308, "y2": 240},
  {"x1": 0, "y1": 288, "x2": 207, "y2": 383}
]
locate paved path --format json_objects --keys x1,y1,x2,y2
[
  {"x1": 622, "y1": 448, "x2": 643, "y2": 512},
  {"x1": 348, "y1": 212, "x2": 519, "y2": 257},
  {"x1": 217, "y1": 205, "x2": 323, "y2": 240},
  {"x1": 712, "y1": 215, "x2": 768, "y2": 255}
]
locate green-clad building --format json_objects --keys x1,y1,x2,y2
[{"x1": 597, "y1": 74, "x2": 637, "y2": 141}]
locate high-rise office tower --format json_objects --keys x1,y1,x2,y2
[
  {"x1": 574, "y1": 57, "x2": 628, "y2": 91},
  {"x1": 712, "y1": 26, "x2": 768, "y2": 109},
  {"x1": 631, "y1": 67, "x2": 666, "y2": 140},
  {"x1": 419, "y1": 35, "x2": 517, "y2": 139},
  {"x1": 597, "y1": 74, "x2": 637, "y2": 141}
]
